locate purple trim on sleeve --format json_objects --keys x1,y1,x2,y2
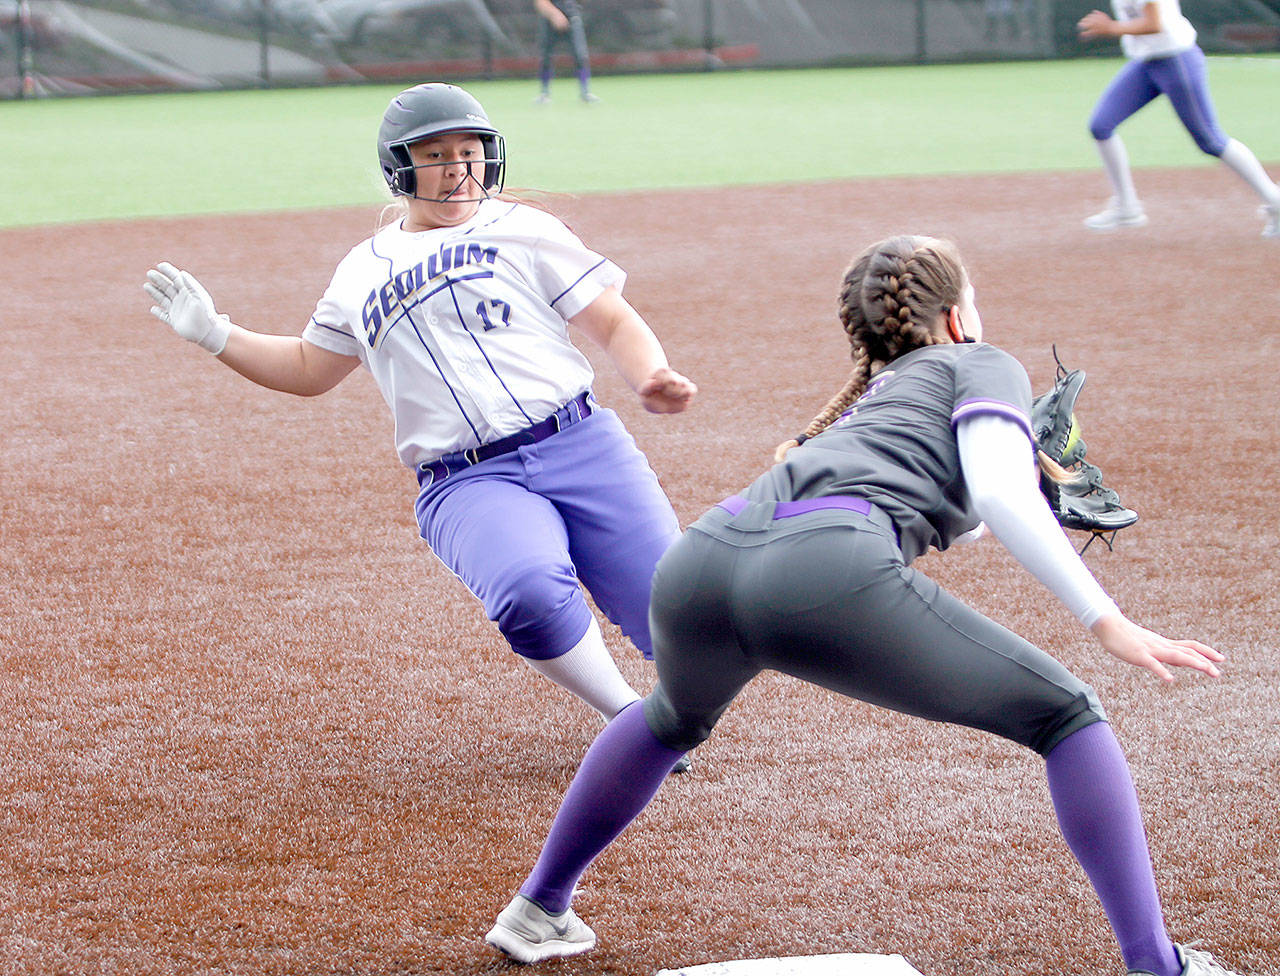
[
  {"x1": 307, "y1": 317, "x2": 352, "y2": 339},
  {"x1": 550, "y1": 258, "x2": 609, "y2": 308},
  {"x1": 951, "y1": 399, "x2": 1033, "y2": 439}
]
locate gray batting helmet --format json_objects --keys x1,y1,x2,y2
[{"x1": 377, "y1": 83, "x2": 506, "y2": 198}]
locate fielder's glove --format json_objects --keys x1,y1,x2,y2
[
  {"x1": 1032, "y1": 349, "x2": 1137, "y2": 550},
  {"x1": 144, "y1": 262, "x2": 232, "y2": 354}
]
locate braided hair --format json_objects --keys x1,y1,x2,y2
[{"x1": 775, "y1": 236, "x2": 967, "y2": 461}]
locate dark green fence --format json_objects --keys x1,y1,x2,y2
[{"x1": 4, "y1": 0, "x2": 1278, "y2": 99}]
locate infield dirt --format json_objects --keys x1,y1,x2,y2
[{"x1": 2, "y1": 168, "x2": 1277, "y2": 976}]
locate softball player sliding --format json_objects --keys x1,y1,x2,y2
[
  {"x1": 1078, "y1": 0, "x2": 1280, "y2": 236},
  {"x1": 487, "y1": 236, "x2": 1246, "y2": 976},
  {"x1": 143, "y1": 83, "x2": 694, "y2": 764}
]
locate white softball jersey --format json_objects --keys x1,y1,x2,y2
[
  {"x1": 302, "y1": 198, "x2": 622, "y2": 470},
  {"x1": 1112, "y1": 0, "x2": 1196, "y2": 60}
]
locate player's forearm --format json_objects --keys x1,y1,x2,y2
[
  {"x1": 216, "y1": 326, "x2": 336, "y2": 396},
  {"x1": 1078, "y1": 5, "x2": 1161, "y2": 38},
  {"x1": 572, "y1": 288, "x2": 671, "y2": 393},
  {"x1": 958, "y1": 415, "x2": 1119, "y2": 627},
  {"x1": 602, "y1": 316, "x2": 671, "y2": 394},
  {"x1": 1114, "y1": 10, "x2": 1162, "y2": 34},
  {"x1": 145, "y1": 263, "x2": 352, "y2": 396},
  {"x1": 534, "y1": 0, "x2": 568, "y2": 26}
]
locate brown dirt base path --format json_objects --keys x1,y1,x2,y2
[{"x1": 2, "y1": 168, "x2": 1278, "y2": 976}]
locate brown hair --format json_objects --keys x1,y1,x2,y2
[{"x1": 774, "y1": 235, "x2": 966, "y2": 461}]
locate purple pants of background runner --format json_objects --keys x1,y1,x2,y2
[
  {"x1": 1088, "y1": 44, "x2": 1228, "y2": 156},
  {"x1": 414, "y1": 407, "x2": 679, "y2": 661}
]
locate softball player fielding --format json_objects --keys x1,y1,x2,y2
[
  {"x1": 143, "y1": 83, "x2": 694, "y2": 767},
  {"x1": 486, "y1": 236, "x2": 1247, "y2": 976},
  {"x1": 1078, "y1": 0, "x2": 1280, "y2": 236}
]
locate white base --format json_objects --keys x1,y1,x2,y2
[{"x1": 657, "y1": 952, "x2": 924, "y2": 976}]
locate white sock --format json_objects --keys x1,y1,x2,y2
[
  {"x1": 1218, "y1": 138, "x2": 1280, "y2": 207},
  {"x1": 521, "y1": 617, "x2": 640, "y2": 722},
  {"x1": 1094, "y1": 136, "x2": 1140, "y2": 210}
]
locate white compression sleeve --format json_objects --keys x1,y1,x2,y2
[{"x1": 956, "y1": 413, "x2": 1119, "y2": 628}]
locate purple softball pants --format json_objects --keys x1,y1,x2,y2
[
  {"x1": 1088, "y1": 44, "x2": 1228, "y2": 156},
  {"x1": 413, "y1": 407, "x2": 679, "y2": 661}
]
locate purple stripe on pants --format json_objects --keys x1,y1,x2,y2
[
  {"x1": 1088, "y1": 44, "x2": 1228, "y2": 156},
  {"x1": 414, "y1": 408, "x2": 679, "y2": 660}
]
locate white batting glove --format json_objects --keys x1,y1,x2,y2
[{"x1": 143, "y1": 262, "x2": 232, "y2": 355}]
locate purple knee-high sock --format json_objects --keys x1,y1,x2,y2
[
  {"x1": 1045, "y1": 722, "x2": 1181, "y2": 976},
  {"x1": 521, "y1": 702, "x2": 686, "y2": 913}
]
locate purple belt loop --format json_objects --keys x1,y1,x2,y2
[{"x1": 716, "y1": 494, "x2": 749, "y2": 516}]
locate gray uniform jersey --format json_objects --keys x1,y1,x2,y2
[{"x1": 744, "y1": 343, "x2": 1033, "y2": 563}]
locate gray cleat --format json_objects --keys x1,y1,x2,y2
[
  {"x1": 1128, "y1": 943, "x2": 1247, "y2": 976},
  {"x1": 485, "y1": 894, "x2": 596, "y2": 963}
]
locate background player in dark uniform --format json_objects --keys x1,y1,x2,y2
[
  {"x1": 533, "y1": 0, "x2": 597, "y2": 103},
  {"x1": 485, "y1": 235, "x2": 1245, "y2": 976}
]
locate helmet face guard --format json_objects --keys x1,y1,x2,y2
[
  {"x1": 384, "y1": 131, "x2": 506, "y2": 201},
  {"x1": 378, "y1": 84, "x2": 506, "y2": 200}
]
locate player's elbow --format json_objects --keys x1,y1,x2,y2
[
  {"x1": 294, "y1": 345, "x2": 359, "y2": 396},
  {"x1": 291, "y1": 372, "x2": 347, "y2": 397}
]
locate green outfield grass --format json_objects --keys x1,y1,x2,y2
[{"x1": 2, "y1": 56, "x2": 1278, "y2": 228}]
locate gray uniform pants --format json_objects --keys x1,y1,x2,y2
[
  {"x1": 537, "y1": 6, "x2": 590, "y2": 84},
  {"x1": 644, "y1": 498, "x2": 1105, "y2": 756}
]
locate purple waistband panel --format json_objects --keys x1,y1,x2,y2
[{"x1": 715, "y1": 494, "x2": 873, "y2": 519}]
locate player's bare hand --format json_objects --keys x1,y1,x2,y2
[
  {"x1": 637, "y1": 367, "x2": 697, "y2": 414},
  {"x1": 536, "y1": 0, "x2": 570, "y2": 30},
  {"x1": 1077, "y1": 10, "x2": 1116, "y2": 38},
  {"x1": 143, "y1": 262, "x2": 231, "y2": 354},
  {"x1": 1091, "y1": 613, "x2": 1224, "y2": 683}
]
